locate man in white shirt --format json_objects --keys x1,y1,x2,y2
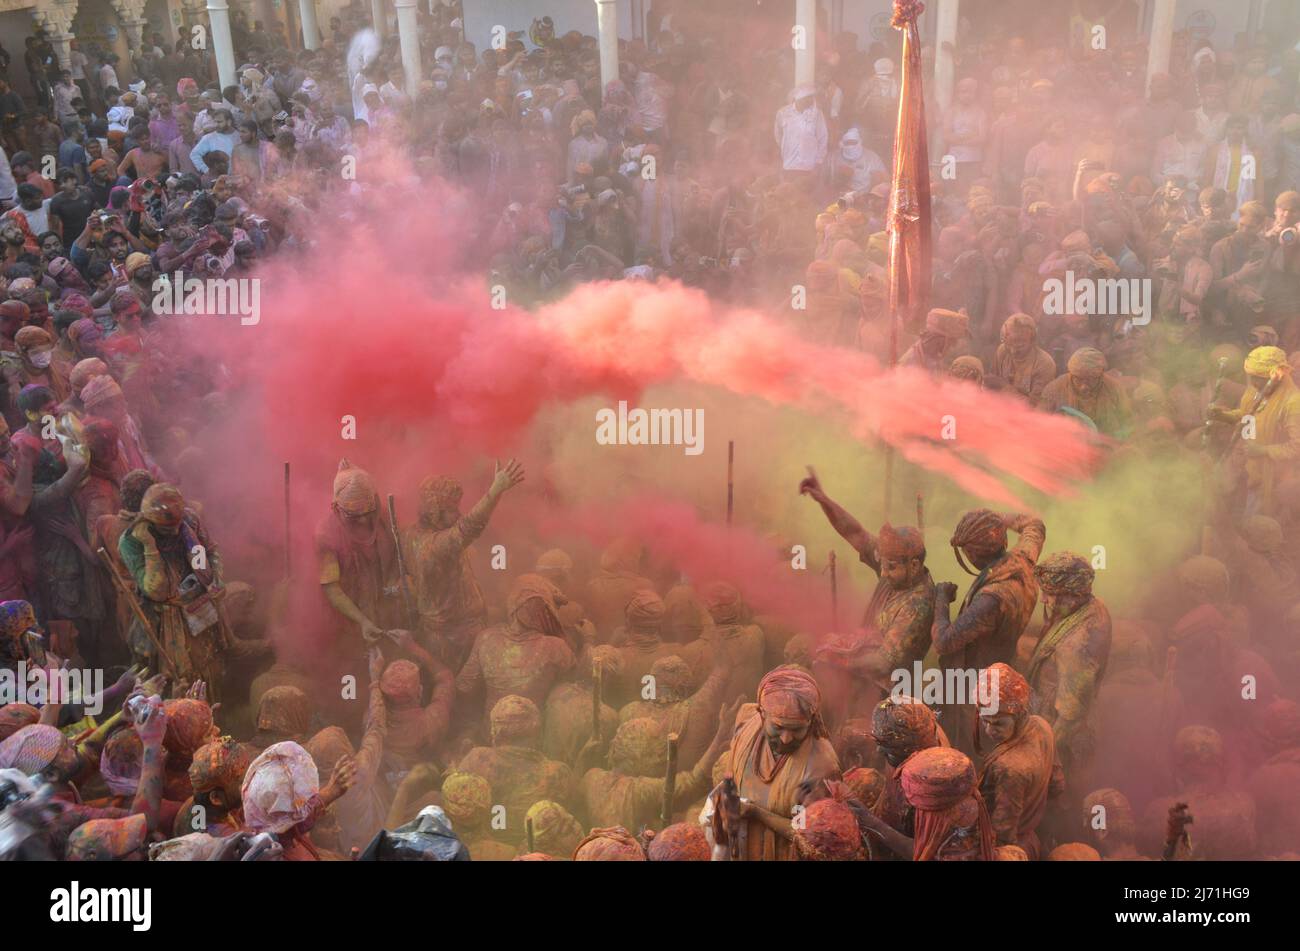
[{"x1": 774, "y1": 84, "x2": 828, "y2": 182}]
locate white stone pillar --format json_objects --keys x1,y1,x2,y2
[
  {"x1": 394, "y1": 0, "x2": 421, "y2": 93},
  {"x1": 50, "y1": 32, "x2": 74, "y2": 71},
  {"x1": 934, "y1": 0, "x2": 959, "y2": 117},
  {"x1": 206, "y1": 0, "x2": 237, "y2": 91},
  {"x1": 595, "y1": 0, "x2": 619, "y2": 97},
  {"x1": 794, "y1": 0, "x2": 815, "y2": 87},
  {"x1": 1145, "y1": 0, "x2": 1177, "y2": 96},
  {"x1": 371, "y1": 0, "x2": 385, "y2": 38},
  {"x1": 299, "y1": 0, "x2": 320, "y2": 50}
]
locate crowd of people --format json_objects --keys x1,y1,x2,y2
[{"x1": 1, "y1": 0, "x2": 1299, "y2": 862}]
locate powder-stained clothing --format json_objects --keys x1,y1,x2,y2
[
  {"x1": 316, "y1": 512, "x2": 402, "y2": 638},
  {"x1": 1039, "y1": 373, "x2": 1132, "y2": 438},
  {"x1": 870, "y1": 728, "x2": 952, "y2": 853},
  {"x1": 976, "y1": 714, "x2": 1059, "y2": 859},
  {"x1": 456, "y1": 744, "x2": 575, "y2": 845},
  {"x1": 608, "y1": 633, "x2": 707, "y2": 710},
  {"x1": 384, "y1": 661, "x2": 455, "y2": 771},
  {"x1": 542, "y1": 681, "x2": 618, "y2": 765},
  {"x1": 721, "y1": 705, "x2": 840, "y2": 861},
  {"x1": 1225, "y1": 375, "x2": 1300, "y2": 514},
  {"x1": 457, "y1": 626, "x2": 575, "y2": 721},
  {"x1": 1026, "y1": 596, "x2": 1111, "y2": 775},
  {"x1": 405, "y1": 505, "x2": 490, "y2": 648},
  {"x1": 118, "y1": 512, "x2": 223, "y2": 687},
  {"x1": 992, "y1": 344, "x2": 1058, "y2": 403},
  {"x1": 580, "y1": 751, "x2": 716, "y2": 831},
  {"x1": 700, "y1": 622, "x2": 767, "y2": 704}
]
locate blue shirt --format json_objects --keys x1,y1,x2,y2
[{"x1": 190, "y1": 130, "x2": 239, "y2": 174}]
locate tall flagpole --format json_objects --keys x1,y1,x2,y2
[{"x1": 883, "y1": 0, "x2": 933, "y2": 521}]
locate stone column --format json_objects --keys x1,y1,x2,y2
[
  {"x1": 299, "y1": 0, "x2": 320, "y2": 50},
  {"x1": 206, "y1": 0, "x2": 237, "y2": 90},
  {"x1": 394, "y1": 0, "x2": 421, "y2": 93},
  {"x1": 794, "y1": 0, "x2": 815, "y2": 87},
  {"x1": 371, "y1": 0, "x2": 385, "y2": 38},
  {"x1": 1145, "y1": 0, "x2": 1177, "y2": 96},
  {"x1": 595, "y1": 0, "x2": 618, "y2": 97},
  {"x1": 32, "y1": 0, "x2": 80, "y2": 70},
  {"x1": 934, "y1": 0, "x2": 959, "y2": 117}
]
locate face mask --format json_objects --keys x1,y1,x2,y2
[{"x1": 28, "y1": 349, "x2": 53, "y2": 369}]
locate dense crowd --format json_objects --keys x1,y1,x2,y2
[{"x1": 1, "y1": 0, "x2": 1300, "y2": 862}]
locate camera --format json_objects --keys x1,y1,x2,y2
[{"x1": 1280, "y1": 226, "x2": 1298, "y2": 246}]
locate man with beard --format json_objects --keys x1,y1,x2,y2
[
  {"x1": 406, "y1": 459, "x2": 524, "y2": 667},
  {"x1": 799, "y1": 469, "x2": 934, "y2": 728},
  {"x1": 933, "y1": 508, "x2": 1045, "y2": 753},
  {"x1": 1209, "y1": 346, "x2": 1300, "y2": 516},
  {"x1": 992, "y1": 313, "x2": 1058, "y2": 403},
  {"x1": 711, "y1": 666, "x2": 840, "y2": 861},
  {"x1": 976, "y1": 663, "x2": 1060, "y2": 859},
  {"x1": 317, "y1": 459, "x2": 402, "y2": 646},
  {"x1": 1039, "y1": 347, "x2": 1132, "y2": 438},
  {"x1": 1025, "y1": 552, "x2": 1111, "y2": 809}
]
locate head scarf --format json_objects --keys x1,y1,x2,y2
[
  {"x1": 69, "y1": 357, "x2": 108, "y2": 394},
  {"x1": 625, "y1": 589, "x2": 666, "y2": 632},
  {"x1": 65, "y1": 813, "x2": 149, "y2": 860},
  {"x1": 333, "y1": 460, "x2": 378, "y2": 516},
  {"x1": 507, "y1": 573, "x2": 564, "y2": 636},
  {"x1": 900, "y1": 746, "x2": 995, "y2": 861},
  {"x1": 1244, "y1": 345, "x2": 1289, "y2": 379},
  {"x1": 794, "y1": 796, "x2": 865, "y2": 860},
  {"x1": 525, "y1": 799, "x2": 584, "y2": 857},
  {"x1": 0, "y1": 703, "x2": 38, "y2": 742},
  {"x1": 1034, "y1": 551, "x2": 1094, "y2": 595},
  {"x1": 441, "y1": 771, "x2": 492, "y2": 826},
  {"x1": 570, "y1": 109, "x2": 597, "y2": 136},
  {"x1": 757, "y1": 665, "x2": 827, "y2": 737},
  {"x1": 490, "y1": 695, "x2": 541, "y2": 745},
  {"x1": 417, "y1": 474, "x2": 462, "y2": 519},
  {"x1": 256, "y1": 685, "x2": 312, "y2": 737},
  {"x1": 978, "y1": 662, "x2": 1031, "y2": 718},
  {"x1": 663, "y1": 584, "x2": 708, "y2": 641},
  {"x1": 842, "y1": 766, "x2": 884, "y2": 806},
  {"x1": 1067, "y1": 347, "x2": 1107, "y2": 376},
  {"x1": 950, "y1": 508, "x2": 1007, "y2": 573},
  {"x1": 189, "y1": 735, "x2": 252, "y2": 798},
  {"x1": 124, "y1": 252, "x2": 150, "y2": 278},
  {"x1": 241, "y1": 741, "x2": 320, "y2": 834},
  {"x1": 1048, "y1": 843, "x2": 1101, "y2": 860},
  {"x1": 648, "y1": 655, "x2": 693, "y2": 702},
  {"x1": 646, "y1": 821, "x2": 710, "y2": 861},
  {"x1": 0, "y1": 724, "x2": 70, "y2": 773},
  {"x1": 1176, "y1": 555, "x2": 1229, "y2": 603},
  {"x1": 925, "y1": 308, "x2": 968, "y2": 338},
  {"x1": 610, "y1": 717, "x2": 664, "y2": 776},
  {"x1": 149, "y1": 832, "x2": 224, "y2": 861},
  {"x1": 599, "y1": 537, "x2": 643, "y2": 574},
  {"x1": 139, "y1": 483, "x2": 184, "y2": 527},
  {"x1": 949, "y1": 355, "x2": 984, "y2": 384},
  {"x1": 0, "y1": 600, "x2": 37, "y2": 642},
  {"x1": 177, "y1": 78, "x2": 199, "y2": 100},
  {"x1": 14, "y1": 325, "x2": 52, "y2": 353},
  {"x1": 380, "y1": 659, "x2": 422, "y2": 708},
  {"x1": 572, "y1": 825, "x2": 646, "y2": 861},
  {"x1": 80, "y1": 374, "x2": 124, "y2": 410},
  {"x1": 702, "y1": 581, "x2": 743, "y2": 624},
  {"x1": 163, "y1": 699, "x2": 214, "y2": 758},
  {"x1": 1082, "y1": 787, "x2": 1135, "y2": 842},
  {"x1": 995, "y1": 844, "x2": 1030, "y2": 860},
  {"x1": 304, "y1": 726, "x2": 354, "y2": 782},
  {"x1": 871, "y1": 695, "x2": 940, "y2": 748},
  {"x1": 877, "y1": 523, "x2": 924, "y2": 561},
  {"x1": 1173, "y1": 725, "x2": 1224, "y2": 778}
]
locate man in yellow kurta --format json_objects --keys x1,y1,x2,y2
[
  {"x1": 1211, "y1": 346, "x2": 1300, "y2": 515},
  {"x1": 714, "y1": 666, "x2": 840, "y2": 861}
]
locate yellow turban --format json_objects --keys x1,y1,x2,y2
[{"x1": 1244, "y1": 345, "x2": 1290, "y2": 379}]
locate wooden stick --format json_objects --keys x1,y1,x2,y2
[
  {"x1": 828, "y1": 550, "x2": 839, "y2": 629},
  {"x1": 660, "y1": 733, "x2": 679, "y2": 829},
  {"x1": 882, "y1": 450, "x2": 894, "y2": 523},
  {"x1": 97, "y1": 546, "x2": 179, "y2": 674},
  {"x1": 916, "y1": 491, "x2": 924, "y2": 532},
  {"x1": 525, "y1": 816, "x2": 535, "y2": 854},
  {"x1": 726, "y1": 440, "x2": 734, "y2": 527},
  {"x1": 591, "y1": 661, "x2": 603, "y2": 741},
  {"x1": 283, "y1": 462, "x2": 291, "y2": 580}
]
